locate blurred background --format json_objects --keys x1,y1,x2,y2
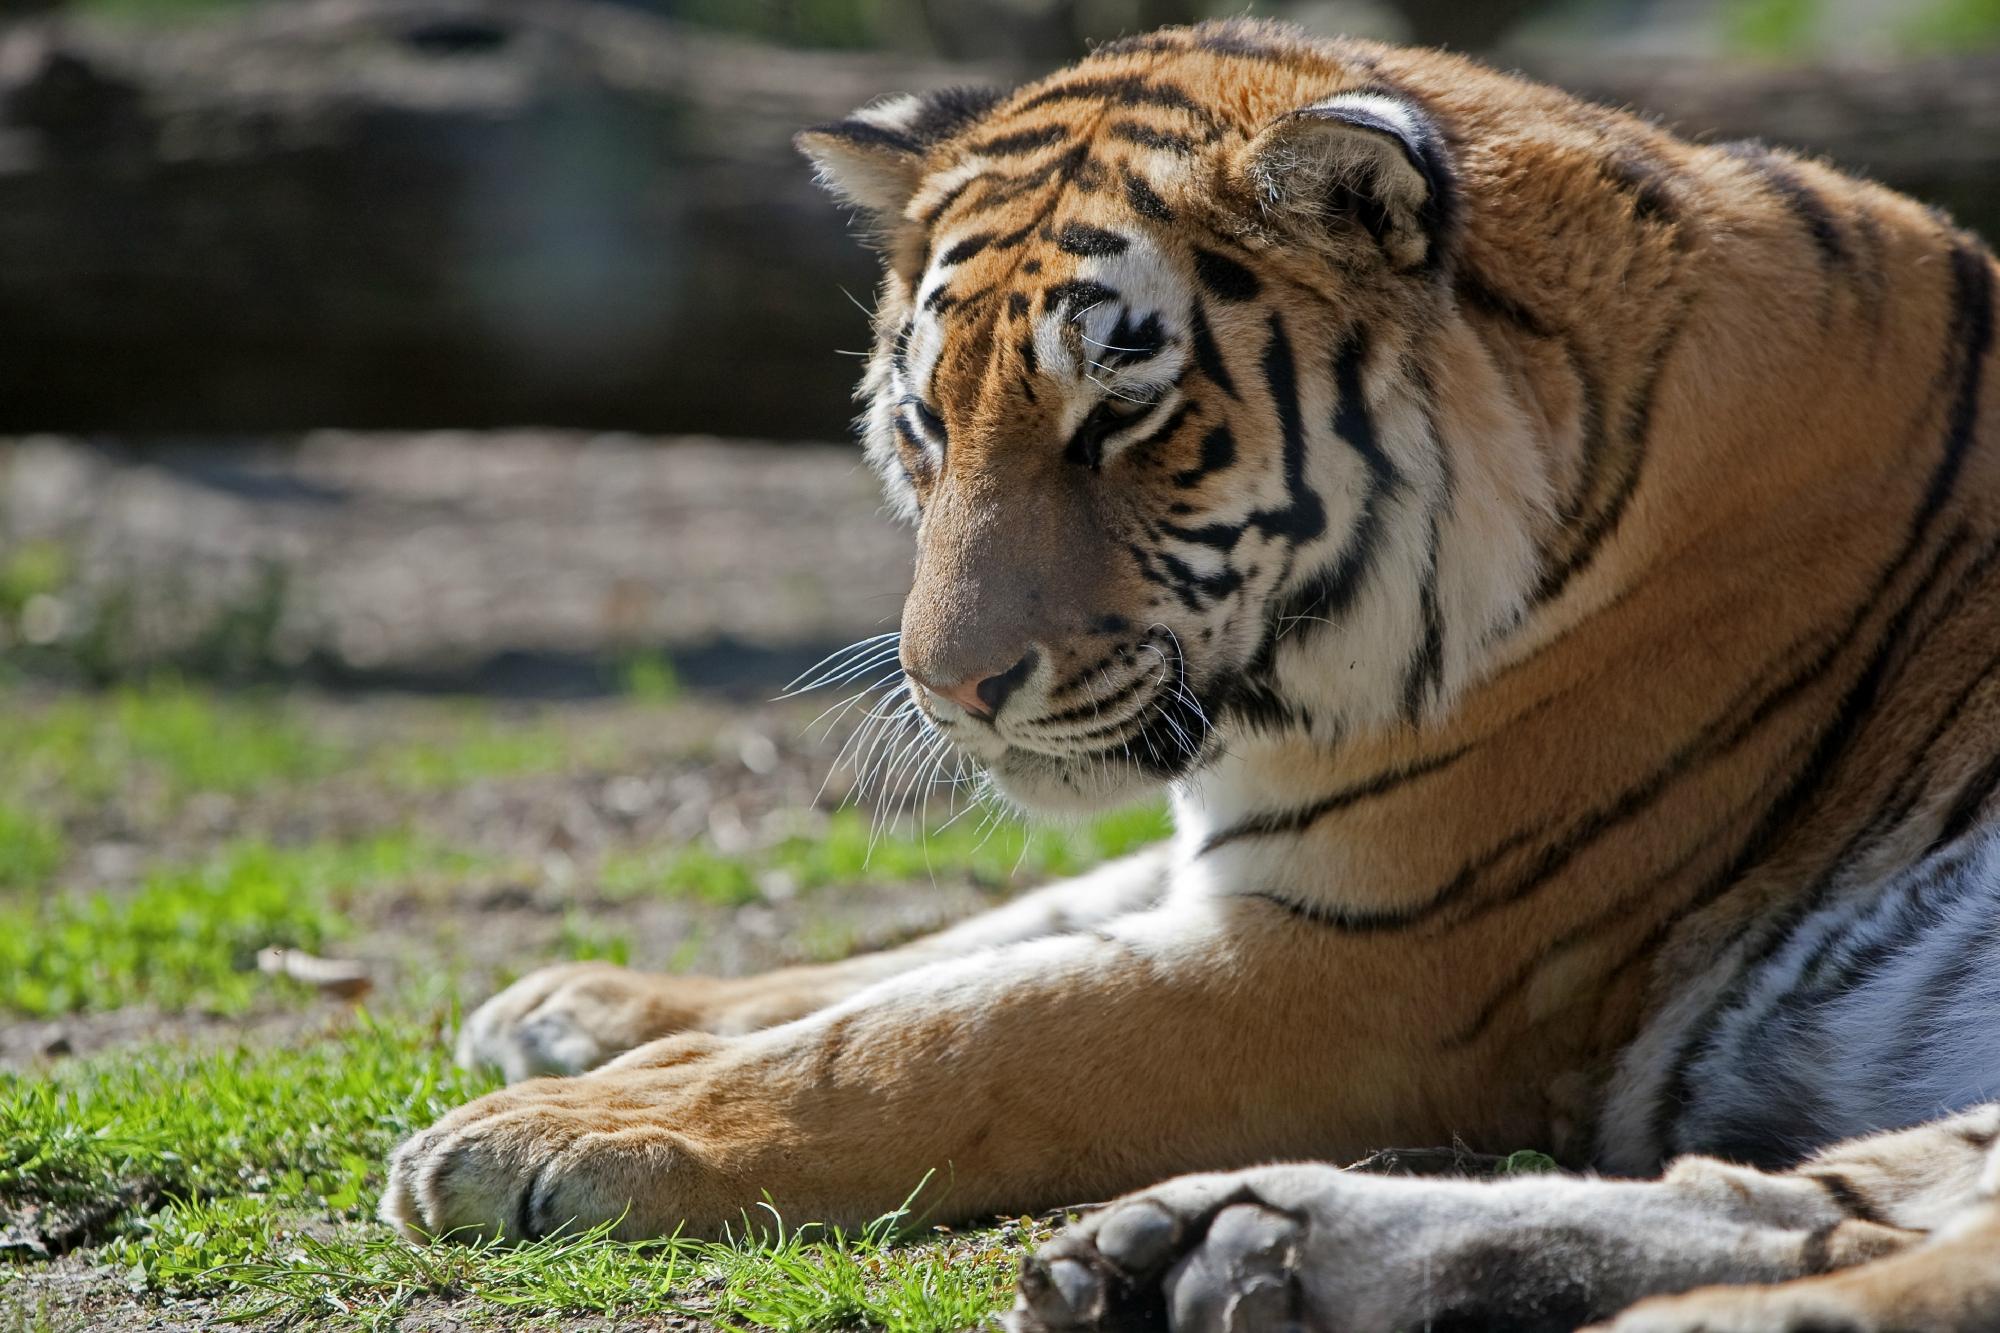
[
  {"x1": 1, "y1": 2, "x2": 1998, "y2": 1324},
  {"x1": 0, "y1": 0, "x2": 1997, "y2": 695},
  {"x1": 0, "y1": 0, "x2": 1996, "y2": 693}
]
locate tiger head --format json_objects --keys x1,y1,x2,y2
[{"x1": 797, "y1": 22, "x2": 1560, "y2": 813}]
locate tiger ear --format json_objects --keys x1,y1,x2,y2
[
  {"x1": 796, "y1": 87, "x2": 1005, "y2": 225},
  {"x1": 1233, "y1": 91, "x2": 1456, "y2": 271}
]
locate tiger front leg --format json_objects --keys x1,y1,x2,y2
[
  {"x1": 455, "y1": 848, "x2": 1170, "y2": 1081},
  {"x1": 1596, "y1": 1106, "x2": 2000, "y2": 1332},
  {"x1": 1597, "y1": 1202, "x2": 2000, "y2": 1332},
  {"x1": 382, "y1": 896, "x2": 1439, "y2": 1243}
]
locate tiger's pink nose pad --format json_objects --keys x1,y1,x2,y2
[
  {"x1": 916, "y1": 651, "x2": 1038, "y2": 724},
  {"x1": 932, "y1": 677, "x2": 993, "y2": 719}
]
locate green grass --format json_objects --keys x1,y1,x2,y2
[
  {"x1": 620, "y1": 650, "x2": 684, "y2": 704},
  {"x1": 0, "y1": 837, "x2": 474, "y2": 1016},
  {"x1": 601, "y1": 802, "x2": 1173, "y2": 906},
  {"x1": 0, "y1": 1013, "x2": 486, "y2": 1216},
  {"x1": 0, "y1": 680, "x2": 1162, "y2": 1329},
  {"x1": 0, "y1": 804, "x2": 64, "y2": 891},
  {"x1": 0, "y1": 543, "x2": 68, "y2": 624},
  {"x1": 105, "y1": 1191, "x2": 1029, "y2": 1330},
  {"x1": 1902, "y1": 0, "x2": 2000, "y2": 50},
  {"x1": 2, "y1": 1021, "x2": 1028, "y2": 1330},
  {"x1": 1727, "y1": 0, "x2": 1822, "y2": 55},
  {"x1": 0, "y1": 680, "x2": 334, "y2": 805},
  {"x1": 0, "y1": 681, "x2": 617, "y2": 814},
  {"x1": 64, "y1": 0, "x2": 259, "y2": 21},
  {"x1": 372, "y1": 710, "x2": 578, "y2": 792}
]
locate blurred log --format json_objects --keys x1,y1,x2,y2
[{"x1": 0, "y1": 0, "x2": 1995, "y2": 437}]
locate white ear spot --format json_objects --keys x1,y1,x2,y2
[{"x1": 1235, "y1": 90, "x2": 1450, "y2": 270}]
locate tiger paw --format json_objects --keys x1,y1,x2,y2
[
  {"x1": 1009, "y1": 1166, "x2": 1334, "y2": 1333},
  {"x1": 456, "y1": 961, "x2": 723, "y2": 1082},
  {"x1": 379, "y1": 1056, "x2": 732, "y2": 1243}
]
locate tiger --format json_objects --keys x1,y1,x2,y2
[{"x1": 379, "y1": 18, "x2": 2000, "y2": 1330}]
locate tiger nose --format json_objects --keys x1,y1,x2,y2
[{"x1": 913, "y1": 650, "x2": 1038, "y2": 723}]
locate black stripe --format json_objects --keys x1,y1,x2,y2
[
  {"x1": 1122, "y1": 167, "x2": 1173, "y2": 222},
  {"x1": 517, "y1": 1158, "x2": 556, "y2": 1241},
  {"x1": 1781, "y1": 845, "x2": 1983, "y2": 1026},
  {"x1": 1402, "y1": 512, "x2": 1445, "y2": 720},
  {"x1": 1156, "y1": 548, "x2": 1242, "y2": 606},
  {"x1": 965, "y1": 144, "x2": 1093, "y2": 211},
  {"x1": 984, "y1": 219, "x2": 1043, "y2": 252},
  {"x1": 1010, "y1": 75, "x2": 1217, "y2": 126},
  {"x1": 1931, "y1": 241, "x2": 1996, "y2": 528},
  {"x1": 1599, "y1": 148, "x2": 1680, "y2": 227},
  {"x1": 1126, "y1": 541, "x2": 1193, "y2": 609},
  {"x1": 1815, "y1": 547, "x2": 2000, "y2": 867},
  {"x1": 1192, "y1": 22, "x2": 1289, "y2": 61},
  {"x1": 1099, "y1": 310, "x2": 1168, "y2": 364},
  {"x1": 1523, "y1": 524, "x2": 1976, "y2": 953},
  {"x1": 1044, "y1": 279, "x2": 1118, "y2": 316},
  {"x1": 1798, "y1": 1223, "x2": 1838, "y2": 1275},
  {"x1": 804, "y1": 118, "x2": 916, "y2": 155},
  {"x1": 1957, "y1": 1119, "x2": 2000, "y2": 1152},
  {"x1": 1331, "y1": 333, "x2": 1399, "y2": 486},
  {"x1": 1056, "y1": 222, "x2": 1129, "y2": 257},
  {"x1": 918, "y1": 174, "x2": 978, "y2": 227},
  {"x1": 1192, "y1": 247, "x2": 1261, "y2": 302},
  {"x1": 1721, "y1": 142, "x2": 1847, "y2": 271},
  {"x1": 1442, "y1": 822, "x2": 1723, "y2": 1048},
  {"x1": 903, "y1": 86, "x2": 1005, "y2": 145},
  {"x1": 1188, "y1": 299, "x2": 1238, "y2": 399},
  {"x1": 939, "y1": 232, "x2": 993, "y2": 265},
  {"x1": 1240, "y1": 333, "x2": 1399, "y2": 680},
  {"x1": 1159, "y1": 519, "x2": 1244, "y2": 550},
  {"x1": 1931, "y1": 747, "x2": 2000, "y2": 852},
  {"x1": 1036, "y1": 671, "x2": 1153, "y2": 726},
  {"x1": 1126, "y1": 401, "x2": 1198, "y2": 460},
  {"x1": 1093, "y1": 31, "x2": 1188, "y2": 58},
  {"x1": 972, "y1": 124, "x2": 1068, "y2": 156},
  {"x1": 1457, "y1": 274, "x2": 1560, "y2": 341},
  {"x1": 1202, "y1": 743, "x2": 1475, "y2": 854},
  {"x1": 1242, "y1": 314, "x2": 1327, "y2": 545},
  {"x1": 1806, "y1": 1173, "x2": 1890, "y2": 1226},
  {"x1": 1109, "y1": 121, "x2": 1195, "y2": 153},
  {"x1": 1172, "y1": 424, "x2": 1235, "y2": 488},
  {"x1": 1532, "y1": 305, "x2": 1682, "y2": 606}
]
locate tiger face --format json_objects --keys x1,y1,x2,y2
[{"x1": 798, "y1": 29, "x2": 1500, "y2": 813}]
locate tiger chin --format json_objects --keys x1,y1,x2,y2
[{"x1": 381, "y1": 19, "x2": 2000, "y2": 1331}]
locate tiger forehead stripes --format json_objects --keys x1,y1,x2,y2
[{"x1": 388, "y1": 19, "x2": 2000, "y2": 1331}]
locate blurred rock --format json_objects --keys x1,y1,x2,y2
[{"x1": 0, "y1": 431, "x2": 913, "y2": 693}]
